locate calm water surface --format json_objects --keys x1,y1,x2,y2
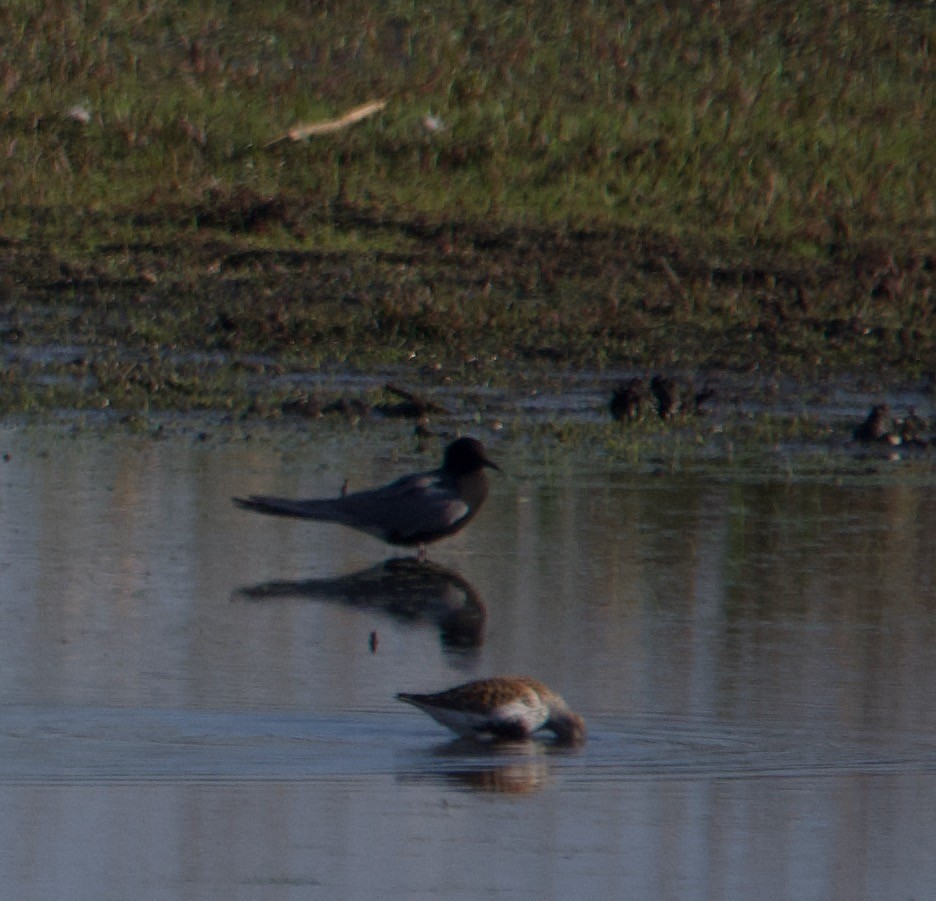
[{"x1": 0, "y1": 425, "x2": 935, "y2": 900}]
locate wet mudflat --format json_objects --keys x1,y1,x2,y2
[{"x1": 0, "y1": 425, "x2": 935, "y2": 900}]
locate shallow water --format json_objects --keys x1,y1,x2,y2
[{"x1": 1, "y1": 425, "x2": 935, "y2": 900}]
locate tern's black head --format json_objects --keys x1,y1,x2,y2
[{"x1": 442, "y1": 437, "x2": 500, "y2": 477}]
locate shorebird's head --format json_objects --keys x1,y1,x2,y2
[
  {"x1": 548, "y1": 709, "x2": 587, "y2": 745},
  {"x1": 443, "y1": 437, "x2": 500, "y2": 476}
]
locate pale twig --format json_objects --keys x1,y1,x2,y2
[{"x1": 265, "y1": 99, "x2": 387, "y2": 148}]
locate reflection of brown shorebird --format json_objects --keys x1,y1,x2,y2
[
  {"x1": 439, "y1": 761, "x2": 551, "y2": 794},
  {"x1": 398, "y1": 757, "x2": 552, "y2": 795},
  {"x1": 398, "y1": 676, "x2": 586, "y2": 744},
  {"x1": 236, "y1": 557, "x2": 486, "y2": 649},
  {"x1": 234, "y1": 437, "x2": 499, "y2": 557}
]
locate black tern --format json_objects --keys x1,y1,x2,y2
[{"x1": 233, "y1": 437, "x2": 499, "y2": 553}]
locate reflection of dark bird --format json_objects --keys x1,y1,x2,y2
[
  {"x1": 610, "y1": 378, "x2": 645, "y2": 421},
  {"x1": 650, "y1": 375, "x2": 681, "y2": 419},
  {"x1": 853, "y1": 404, "x2": 895, "y2": 443},
  {"x1": 398, "y1": 676, "x2": 586, "y2": 744},
  {"x1": 236, "y1": 557, "x2": 486, "y2": 649},
  {"x1": 234, "y1": 437, "x2": 499, "y2": 554}
]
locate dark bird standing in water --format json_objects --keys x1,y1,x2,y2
[{"x1": 234, "y1": 437, "x2": 499, "y2": 556}]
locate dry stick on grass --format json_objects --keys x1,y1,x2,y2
[{"x1": 265, "y1": 99, "x2": 387, "y2": 148}]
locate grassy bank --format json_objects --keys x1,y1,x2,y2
[{"x1": 0, "y1": 1, "x2": 933, "y2": 416}]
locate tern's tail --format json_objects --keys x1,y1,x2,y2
[{"x1": 233, "y1": 495, "x2": 340, "y2": 521}]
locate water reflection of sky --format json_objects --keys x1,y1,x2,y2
[{"x1": 0, "y1": 427, "x2": 934, "y2": 900}]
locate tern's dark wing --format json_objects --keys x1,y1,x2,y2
[
  {"x1": 331, "y1": 472, "x2": 470, "y2": 544},
  {"x1": 234, "y1": 471, "x2": 470, "y2": 545}
]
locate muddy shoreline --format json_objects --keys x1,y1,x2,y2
[{"x1": 1, "y1": 204, "x2": 933, "y2": 457}]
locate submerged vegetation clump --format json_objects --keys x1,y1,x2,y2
[{"x1": 0, "y1": 1, "x2": 932, "y2": 428}]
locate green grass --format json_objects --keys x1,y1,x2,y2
[
  {"x1": 2, "y1": 1, "x2": 932, "y2": 242},
  {"x1": 0, "y1": 1, "x2": 933, "y2": 418}
]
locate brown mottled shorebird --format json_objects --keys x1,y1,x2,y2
[{"x1": 398, "y1": 676, "x2": 586, "y2": 744}]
